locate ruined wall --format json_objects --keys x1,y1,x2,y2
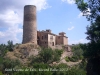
[{"x1": 22, "y1": 5, "x2": 37, "y2": 44}]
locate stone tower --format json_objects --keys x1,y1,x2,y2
[{"x1": 22, "y1": 5, "x2": 37, "y2": 44}]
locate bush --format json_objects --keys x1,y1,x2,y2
[
  {"x1": 29, "y1": 56, "x2": 43, "y2": 65},
  {"x1": 68, "y1": 56, "x2": 79, "y2": 62},
  {"x1": 53, "y1": 49, "x2": 63, "y2": 62},
  {"x1": 66, "y1": 67, "x2": 86, "y2": 75},
  {"x1": 71, "y1": 44, "x2": 84, "y2": 61},
  {"x1": 29, "y1": 48, "x2": 63, "y2": 64},
  {"x1": 65, "y1": 57, "x2": 70, "y2": 62},
  {"x1": 54, "y1": 49, "x2": 63, "y2": 56},
  {"x1": 32, "y1": 63, "x2": 52, "y2": 75},
  {"x1": 39, "y1": 48, "x2": 53, "y2": 63},
  {"x1": 3, "y1": 59, "x2": 21, "y2": 70},
  {"x1": 79, "y1": 55, "x2": 84, "y2": 60}
]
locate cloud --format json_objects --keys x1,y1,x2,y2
[
  {"x1": 68, "y1": 26, "x2": 74, "y2": 30},
  {"x1": 78, "y1": 8, "x2": 91, "y2": 18},
  {"x1": 0, "y1": 9, "x2": 23, "y2": 44},
  {"x1": 69, "y1": 39, "x2": 89, "y2": 45},
  {"x1": 0, "y1": 10, "x2": 22, "y2": 28},
  {"x1": 62, "y1": 0, "x2": 75, "y2": 4},
  {"x1": 0, "y1": 0, "x2": 51, "y2": 44},
  {"x1": 0, "y1": 0, "x2": 51, "y2": 12},
  {"x1": 0, "y1": 26, "x2": 23, "y2": 44}
]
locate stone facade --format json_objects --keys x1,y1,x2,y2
[
  {"x1": 37, "y1": 30, "x2": 56, "y2": 48},
  {"x1": 56, "y1": 32, "x2": 68, "y2": 45},
  {"x1": 22, "y1": 5, "x2": 37, "y2": 44},
  {"x1": 37, "y1": 29, "x2": 68, "y2": 48}
]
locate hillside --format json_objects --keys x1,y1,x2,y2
[
  {"x1": 0, "y1": 42, "x2": 86, "y2": 75},
  {"x1": 5, "y1": 43, "x2": 82, "y2": 66}
]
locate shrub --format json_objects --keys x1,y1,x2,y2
[
  {"x1": 29, "y1": 48, "x2": 63, "y2": 64},
  {"x1": 79, "y1": 55, "x2": 84, "y2": 60},
  {"x1": 66, "y1": 67, "x2": 86, "y2": 75},
  {"x1": 39, "y1": 48, "x2": 53, "y2": 63},
  {"x1": 68, "y1": 56, "x2": 79, "y2": 62},
  {"x1": 54, "y1": 49, "x2": 63, "y2": 56},
  {"x1": 65, "y1": 57, "x2": 70, "y2": 62},
  {"x1": 29, "y1": 56, "x2": 42, "y2": 65},
  {"x1": 53, "y1": 49, "x2": 63, "y2": 62}
]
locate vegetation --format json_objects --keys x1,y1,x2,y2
[
  {"x1": 76, "y1": 0, "x2": 100, "y2": 74},
  {"x1": 65, "y1": 44, "x2": 84, "y2": 62},
  {"x1": 29, "y1": 48, "x2": 63, "y2": 64},
  {"x1": 65, "y1": 57, "x2": 70, "y2": 62},
  {"x1": 0, "y1": 40, "x2": 88, "y2": 75}
]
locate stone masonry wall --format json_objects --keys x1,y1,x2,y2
[{"x1": 22, "y1": 5, "x2": 37, "y2": 44}]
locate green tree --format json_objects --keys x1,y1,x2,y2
[
  {"x1": 0, "y1": 44, "x2": 8, "y2": 57},
  {"x1": 53, "y1": 49, "x2": 63, "y2": 62},
  {"x1": 7, "y1": 40, "x2": 14, "y2": 51},
  {"x1": 76, "y1": 0, "x2": 100, "y2": 74},
  {"x1": 68, "y1": 44, "x2": 84, "y2": 62},
  {"x1": 39, "y1": 48, "x2": 53, "y2": 63},
  {"x1": 32, "y1": 63, "x2": 52, "y2": 75}
]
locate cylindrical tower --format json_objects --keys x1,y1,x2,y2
[{"x1": 22, "y1": 5, "x2": 37, "y2": 44}]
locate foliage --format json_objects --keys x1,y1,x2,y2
[
  {"x1": 66, "y1": 67, "x2": 86, "y2": 75},
  {"x1": 0, "y1": 41, "x2": 87, "y2": 75},
  {"x1": 65, "y1": 57, "x2": 70, "y2": 62},
  {"x1": 0, "y1": 40, "x2": 15, "y2": 57},
  {"x1": 0, "y1": 58, "x2": 21, "y2": 75},
  {"x1": 79, "y1": 59, "x2": 87, "y2": 70},
  {"x1": 3, "y1": 58, "x2": 21, "y2": 68},
  {"x1": 76, "y1": 0, "x2": 100, "y2": 22},
  {"x1": 69, "y1": 56, "x2": 79, "y2": 62},
  {"x1": 7, "y1": 40, "x2": 14, "y2": 51},
  {"x1": 70, "y1": 44, "x2": 84, "y2": 62},
  {"x1": 32, "y1": 63, "x2": 52, "y2": 75},
  {"x1": 39, "y1": 48, "x2": 53, "y2": 63},
  {"x1": 53, "y1": 49, "x2": 63, "y2": 62},
  {"x1": 72, "y1": 44, "x2": 83, "y2": 56},
  {"x1": 30, "y1": 48, "x2": 63, "y2": 64},
  {"x1": 75, "y1": 0, "x2": 100, "y2": 74},
  {"x1": 52, "y1": 63, "x2": 86, "y2": 75},
  {"x1": 29, "y1": 56, "x2": 42, "y2": 64},
  {"x1": 52, "y1": 63, "x2": 68, "y2": 75},
  {"x1": 0, "y1": 44, "x2": 8, "y2": 57}
]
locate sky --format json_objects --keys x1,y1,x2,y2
[{"x1": 0, "y1": 0, "x2": 90, "y2": 45}]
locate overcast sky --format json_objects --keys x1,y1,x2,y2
[{"x1": 0, "y1": 0, "x2": 90, "y2": 44}]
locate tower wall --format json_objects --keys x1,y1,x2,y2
[{"x1": 22, "y1": 5, "x2": 37, "y2": 44}]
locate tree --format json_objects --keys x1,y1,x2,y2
[
  {"x1": 7, "y1": 40, "x2": 14, "y2": 51},
  {"x1": 75, "y1": 0, "x2": 100, "y2": 74},
  {"x1": 39, "y1": 48, "x2": 53, "y2": 63}
]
